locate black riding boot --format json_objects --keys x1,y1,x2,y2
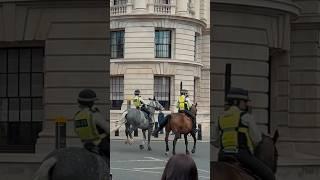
[{"x1": 192, "y1": 118, "x2": 197, "y2": 133}]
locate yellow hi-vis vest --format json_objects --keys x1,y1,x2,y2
[
  {"x1": 178, "y1": 95, "x2": 187, "y2": 110},
  {"x1": 74, "y1": 109, "x2": 105, "y2": 145},
  {"x1": 133, "y1": 96, "x2": 141, "y2": 108},
  {"x1": 218, "y1": 106, "x2": 254, "y2": 154}
]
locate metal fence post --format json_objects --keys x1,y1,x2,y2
[{"x1": 55, "y1": 116, "x2": 66, "y2": 149}]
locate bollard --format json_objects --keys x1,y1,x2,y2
[
  {"x1": 154, "y1": 122, "x2": 159, "y2": 138},
  {"x1": 197, "y1": 124, "x2": 202, "y2": 140},
  {"x1": 134, "y1": 129, "x2": 138, "y2": 137},
  {"x1": 55, "y1": 116, "x2": 66, "y2": 149}
]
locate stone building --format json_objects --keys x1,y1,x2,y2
[
  {"x1": 110, "y1": 0, "x2": 211, "y2": 135},
  {"x1": 211, "y1": 0, "x2": 320, "y2": 179},
  {"x1": 0, "y1": 0, "x2": 108, "y2": 179}
]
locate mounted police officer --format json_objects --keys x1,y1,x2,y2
[
  {"x1": 177, "y1": 89, "x2": 197, "y2": 133},
  {"x1": 213, "y1": 87, "x2": 275, "y2": 180},
  {"x1": 152, "y1": 89, "x2": 197, "y2": 137},
  {"x1": 132, "y1": 89, "x2": 152, "y2": 124},
  {"x1": 73, "y1": 89, "x2": 109, "y2": 161}
]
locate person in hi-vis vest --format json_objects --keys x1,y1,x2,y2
[
  {"x1": 73, "y1": 89, "x2": 109, "y2": 161},
  {"x1": 212, "y1": 87, "x2": 275, "y2": 180},
  {"x1": 153, "y1": 89, "x2": 197, "y2": 137},
  {"x1": 132, "y1": 89, "x2": 152, "y2": 123}
]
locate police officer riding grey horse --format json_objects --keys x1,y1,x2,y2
[{"x1": 115, "y1": 89, "x2": 164, "y2": 151}]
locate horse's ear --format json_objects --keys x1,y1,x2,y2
[
  {"x1": 195, "y1": 102, "x2": 198, "y2": 107},
  {"x1": 273, "y1": 129, "x2": 279, "y2": 143}
]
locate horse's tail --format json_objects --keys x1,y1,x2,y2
[
  {"x1": 33, "y1": 157, "x2": 57, "y2": 180},
  {"x1": 111, "y1": 109, "x2": 128, "y2": 132},
  {"x1": 164, "y1": 114, "x2": 172, "y2": 129}
]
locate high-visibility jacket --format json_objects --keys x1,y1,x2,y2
[
  {"x1": 218, "y1": 106, "x2": 254, "y2": 154},
  {"x1": 133, "y1": 95, "x2": 142, "y2": 108},
  {"x1": 176, "y1": 95, "x2": 191, "y2": 111},
  {"x1": 74, "y1": 109, "x2": 105, "y2": 145}
]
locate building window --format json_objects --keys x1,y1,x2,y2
[
  {"x1": 110, "y1": 76, "x2": 124, "y2": 110},
  {"x1": 194, "y1": 33, "x2": 200, "y2": 61},
  {"x1": 154, "y1": 76, "x2": 170, "y2": 110},
  {"x1": 0, "y1": 47, "x2": 44, "y2": 153},
  {"x1": 155, "y1": 0, "x2": 170, "y2": 4},
  {"x1": 111, "y1": 30, "x2": 125, "y2": 59},
  {"x1": 155, "y1": 30, "x2": 172, "y2": 58},
  {"x1": 114, "y1": 0, "x2": 127, "y2": 5}
]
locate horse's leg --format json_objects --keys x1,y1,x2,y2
[
  {"x1": 191, "y1": 131, "x2": 196, "y2": 154},
  {"x1": 184, "y1": 134, "x2": 189, "y2": 155},
  {"x1": 147, "y1": 127, "x2": 152, "y2": 151},
  {"x1": 128, "y1": 124, "x2": 134, "y2": 145},
  {"x1": 165, "y1": 129, "x2": 170, "y2": 156},
  {"x1": 125, "y1": 123, "x2": 129, "y2": 144},
  {"x1": 140, "y1": 130, "x2": 146, "y2": 150},
  {"x1": 172, "y1": 133, "x2": 179, "y2": 155}
]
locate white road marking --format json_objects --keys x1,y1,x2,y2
[
  {"x1": 111, "y1": 167, "x2": 162, "y2": 174},
  {"x1": 198, "y1": 169, "x2": 210, "y2": 173},
  {"x1": 133, "y1": 167, "x2": 164, "y2": 170},
  {"x1": 111, "y1": 156, "x2": 167, "y2": 163},
  {"x1": 199, "y1": 175, "x2": 210, "y2": 179}
]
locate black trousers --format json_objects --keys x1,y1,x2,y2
[{"x1": 219, "y1": 149, "x2": 275, "y2": 180}]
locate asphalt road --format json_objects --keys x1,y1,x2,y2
[{"x1": 110, "y1": 139, "x2": 210, "y2": 180}]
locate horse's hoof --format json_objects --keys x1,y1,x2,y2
[
  {"x1": 172, "y1": 152, "x2": 176, "y2": 155},
  {"x1": 165, "y1": 152, "x2": 169, "y2": 156},
  {"x1": 139, "y1": 145, "x2": 144, "y2": 150},
  {"x1": 186, "y1": 151, "x2": 190, "y2": 155},
  {"x1": 148, "y1": 147, "x2": 152, "y2": 151},
  {"x1": 192, "y1": 149, "x2": 196, "y2": 154},
  {"x1": 125, "y1": 141, "x2": 128, "y2": 144}
]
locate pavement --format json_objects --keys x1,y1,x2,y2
[{"x1": 110, "y1": 139, "x2": 210, "y2": 180}]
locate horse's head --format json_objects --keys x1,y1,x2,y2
[
  {"x1": 190, "y1": 103, "x2": 198, "y2": 116},
  {"x1": 254, "y1": 129, "x2": 279, "y2": 173},
  {"x1": 148, "y1": 97, "x2": 165, "y2": 111}
]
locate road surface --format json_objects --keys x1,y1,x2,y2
[{"x1": 110, "y1": 139, "x2": 210, "y2": 180}]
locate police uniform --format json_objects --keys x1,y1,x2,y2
[
  {"x1": 132, "y1": 90, "x2": 152, "y2": 123},
  {"x1": 74, "y1": 89, "x2": 109, "y2": 157},
  {"x1": 213, "y1": 88, "x2": 275, "y2": 180}
]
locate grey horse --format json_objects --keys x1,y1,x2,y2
[
  {"x1": 114, "y1": 98, "x2": 164, "y2": 151},
  {"x1": 33, "y1": 147, "x2": 109, "y2": 180}
]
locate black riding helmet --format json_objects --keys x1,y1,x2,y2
[
  {"x1": 134, "y1": 89, "x2": 140, "y2": 96},
  {"x1": 78, "y1": 89, "x2": 98, "y2": 107},
  {"x1": 226, "y1": 87, "x2": 249, "y2": 106}
]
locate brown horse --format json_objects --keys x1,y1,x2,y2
[
  {"x1": 164, "y1": 104, "x2": 198, "y2": 155},
  {"x1": 212, "y1": 130, "x2": 279, "y2": 180}
]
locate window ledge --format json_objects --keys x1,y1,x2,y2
[{"x1": 110, "y1": 58, "x2": 203, "y2": 67}]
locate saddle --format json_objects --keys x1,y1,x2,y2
[{"x1": 220, "y1": 155, "x2": 261, "y2": 180}]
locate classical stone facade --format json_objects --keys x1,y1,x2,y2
[
  {"x1": 211, "y1": 0, "x2": 320, "y2": 179},
  {"x1": 110, "y1": 0, "x2": 211, "y2": 136},
  {"x1": 0, "y1": 1, "x2": 108, "y2": 180}
]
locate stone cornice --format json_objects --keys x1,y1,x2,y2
[
  {"x1": 111, "y1": 14, "x2": 207, "y2": 29},
  {"x1": 212, "y1": 0, "x2": 300, "y2": 17},
  {"x1": 110, "y1": 58, "x2": 204, "y2": 67}
]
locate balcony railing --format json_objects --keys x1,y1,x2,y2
[
  {"x1": 111, "y1": 4, "x2": 127, "y2": 16},
  {"x1": 154, "y1": 3, "x2": 172, "y2": 14}
]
